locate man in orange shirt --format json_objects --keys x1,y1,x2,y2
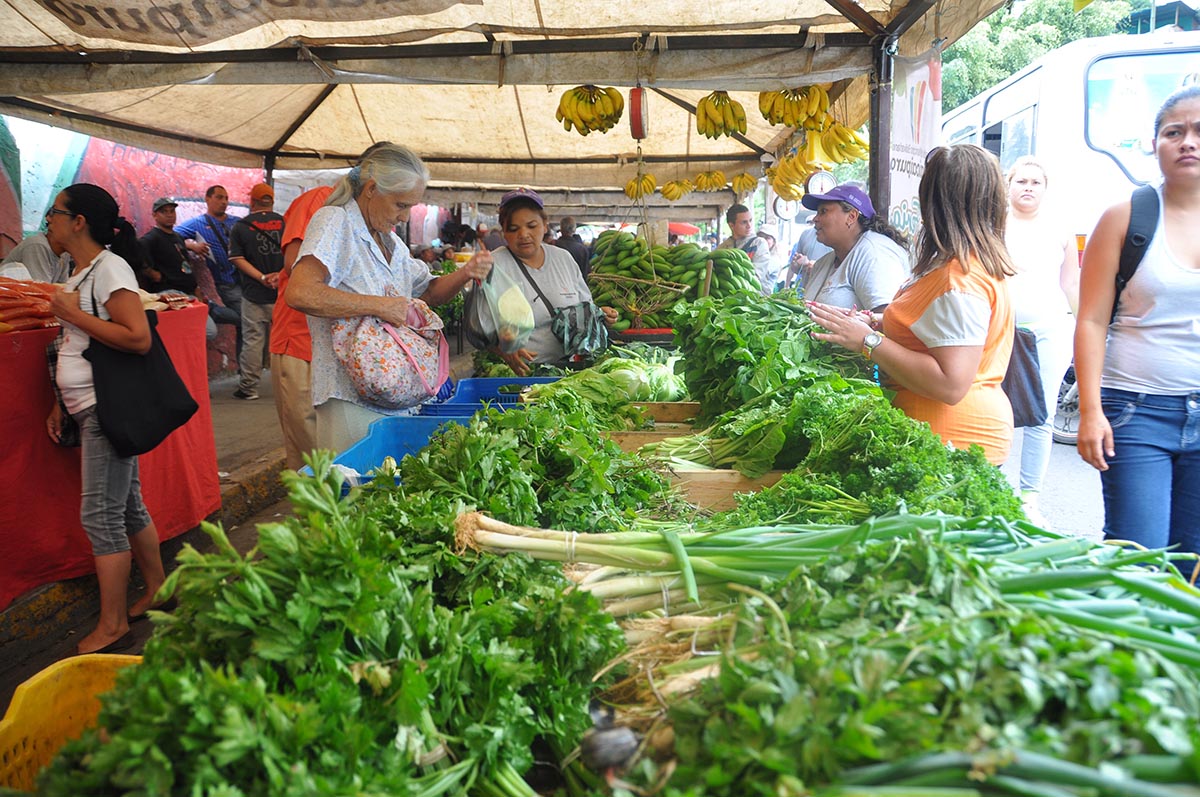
[{"x1": 269, "y1": 185, "x2": 333, "y2": 471}]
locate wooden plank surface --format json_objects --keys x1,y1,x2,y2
[
  {"x1": 631, "y1": 401, "x2": 701, "y2": 423},
  {"x1": 667, "y1": 469, "x2": 785, "y2": 512}
]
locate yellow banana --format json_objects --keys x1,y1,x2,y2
[
  {"x1": 758, "y1": 91, "x2": 775, "y2": 119},
  {"x1": 624, "y1": 177, "x2": 640, "y2": 200},
  {"x1": 731, "y1": 102, "x2": 746, "y2": 134}
]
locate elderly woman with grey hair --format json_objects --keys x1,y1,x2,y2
[{"x1": 286, "y1": 143, "x2": 492, "y2": 452}]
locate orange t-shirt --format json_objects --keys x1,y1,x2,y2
[
  {"x1": 881, "y1": 258, "x2": 1014, "y2": 464},
  {"x1": 268, "y1": 185, "x2": 334, "y2": 362}
]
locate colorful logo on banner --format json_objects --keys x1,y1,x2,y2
[{"x1": 889, "y1": 50, "x2": 942, "y2": 238}]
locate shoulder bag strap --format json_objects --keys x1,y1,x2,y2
[
  {"x1": 510, "y1": 253, "x2": 555, "y2": 310},
  {"x1": 204, "y1": 215, "x2": 231, "y2": 251}
]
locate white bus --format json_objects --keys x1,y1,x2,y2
[{"x1": 941, "y1": 29, "x2": 1200, "y2": 252}]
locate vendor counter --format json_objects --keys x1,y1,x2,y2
[{"x1": 0, "y1": 303, "x2": 220, "y2": 610}]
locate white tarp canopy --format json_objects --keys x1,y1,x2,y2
[{"x1": 0, "y1": 0, "x2": 1001, "y2": 214}]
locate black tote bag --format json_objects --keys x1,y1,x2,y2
[
  {"x1": 84, "y1": 276, "x2": 198, "y2": 457},
  {"x1": 1001, "y1": 326, "x2": 1047, "y2": 428}
]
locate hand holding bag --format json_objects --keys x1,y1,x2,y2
[
  {"x1": 1001, "y1": 325, "x2": 1047, "y2": 428},
  {"x1": 463, "y1": 264, "x2": 535, "y2": 354},
  {"x1": 84, "y1": 275, "x2": 199, "y2": 457},
  {"x1": 332, "y1": 300, "x2": 450, "y2": 410}
]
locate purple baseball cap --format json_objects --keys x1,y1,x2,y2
[
  {"x1": 801, "y1": 184, "x2": 875, "y2": 218},
  {"x1": 498, "y1": 187, "x2": 544, "y2": 209}
]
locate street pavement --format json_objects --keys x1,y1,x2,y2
[{"x1": 1000, "y1": 431, "x2": 1104, "y2": 540}]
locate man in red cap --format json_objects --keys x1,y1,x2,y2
[{"x1": 228, "y1": 182, "x2": 284, "y2": 400}]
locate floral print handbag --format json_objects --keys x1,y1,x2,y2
[{"x1": 331, "y1": 302, "x2": 450, "y2": 410}]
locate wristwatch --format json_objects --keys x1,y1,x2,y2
[{"x1": 862, "y1": 331, "x2": 885, "y2": 359}]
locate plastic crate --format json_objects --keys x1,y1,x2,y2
[
  {"x1": 0, "y1": 654, "x2": 141, "y2": 790},
  {"x1": 331, "y1": 415, "x2": 469, "y2": 489},
  {"x1": 420, "y1": 376, "x2": 559, "y2": 416}
]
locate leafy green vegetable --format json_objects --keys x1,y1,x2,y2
[
  {"x1": 37, "y1": 455, "x2": 626, "y2": 797},
  {"x1": 669, "y1": 290, "x2": 874, "y2": 423}
]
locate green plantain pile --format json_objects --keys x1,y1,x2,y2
[{"x1": 588, "y1": 230, "x2": 761, "y2": 330}]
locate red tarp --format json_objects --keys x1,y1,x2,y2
[{"x1": 668, "y1": 221, "x2": 701, "y2": 236}]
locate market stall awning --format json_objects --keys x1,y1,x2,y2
[{"x1": 0, "y1": 0, "x2": 1003, "y2": 201}]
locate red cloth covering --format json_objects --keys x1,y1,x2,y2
[{"x1": 0, "y1": 303, "x2": 220, "y2": 610}]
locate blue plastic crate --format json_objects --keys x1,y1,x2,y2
[
  {"x1": 330, "y1": 415, "x2": 469, "y2": 489},
  {"x1": 420, "y1": 376, "x2": 559, "y2": 416}
]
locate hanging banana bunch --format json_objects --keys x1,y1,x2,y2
[
  {"x1": 820, "y1": 121, "x2": 871, "y2": 164},
  {"x1": 556, "y1": 85, "x2": 625, "y2": 136},
  {"x1": 800, "y1": 127, "x2": 838, "y2": 172},
  {"x1": 694, "y1": 170, "x2": 727, "y2": 192},
  {"x1": 660, "y1": 179, "x2": 695, "y2": 202},
  {"x1": 624, "y1": 171, "x2": 657, "y2": 200},
  {"x1": 731, "y1": 172, "x2": 758, "y2": 197},
  {"x1": 770, "y1": 152, "x2": 814, "y2": 202},
  {"x1": 695, "y1": 91, "x2": 747, "y2": 139},
  {"x1": 757, "y1": 84, "x2": 831, "y2": 130}
]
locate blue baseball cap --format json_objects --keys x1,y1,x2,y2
[
  {"x1": 499, "y1": 187, "x2": 544, "y2": 209},
  {"x1": 801, "y1": 184, "x2": 875, "y2": 219}
]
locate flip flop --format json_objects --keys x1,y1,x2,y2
[{"x1": 78, "y1": 630, "x2": 136, "y2": 656}]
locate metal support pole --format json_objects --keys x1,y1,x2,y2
[{"x1": 868, "y1": 35, "x2": 897, "y2": 220}]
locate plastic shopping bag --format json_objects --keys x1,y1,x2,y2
[{"x1": 464, "y1": 266, "x2": 535, "y2": 354}]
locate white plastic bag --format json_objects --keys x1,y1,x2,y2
[{"x1": 464, "y1": 266, "x2": 535, "y2": 354}]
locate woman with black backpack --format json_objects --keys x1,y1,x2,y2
[{"x1": 1074, "y1": 85, "x2": 1200, "y2": 559}]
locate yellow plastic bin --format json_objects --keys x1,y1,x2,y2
[{"x1": 0, "y1": 654, "x2": 141, "y2": 791}]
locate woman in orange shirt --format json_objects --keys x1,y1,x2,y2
[{"x1": 809, "y1": 144, "x2": 1016, "y2": 464}]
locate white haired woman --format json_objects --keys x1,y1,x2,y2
[{"x1": 286, "y1": 143, "x2": 492, "y2": 453}]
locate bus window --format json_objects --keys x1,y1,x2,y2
[
  {"x1": 1086, "y1": 49, "x2": 1198, "y2": 183},
  {"x1": 982, "y1": 105, "x2": 1035, "y2": 171}
]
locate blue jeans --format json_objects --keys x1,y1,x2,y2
[{"x1": 1100, "y1": 388, "x2": 1200, "y2": 556}]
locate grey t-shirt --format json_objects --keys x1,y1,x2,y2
[
  {"x1": 492, "y1": 244, "x2": 593, "y2": 364},
  {"x1": 2, "y1": 233, "x2": 71, "y2": 283},
  {"x1": 806, "y1": 230, "x2": 909, "y2": 310}
]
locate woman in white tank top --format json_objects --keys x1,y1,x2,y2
[{"x1": 1074, "y1": 86, "x2": 1200, "y2": 559}]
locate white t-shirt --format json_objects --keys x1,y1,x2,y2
[
  {"x1": 491, "y1": 245, "x2": 593, "y2": 364},
  {"x1": 1005, "y1": 214, "x2": 1073, "y2": 326},
  {"x1": 57, "y1": 250, "x2": 141, "y2": 414},
  {"x1": 806, "y1": 230, "x2": 909, "y2": 311}
]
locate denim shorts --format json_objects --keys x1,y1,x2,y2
[
  {"x1": 1100, "y1": 387, "x2": 1200, "y2": 556},
  {"x1": 76, "y1": 405, "x2": 153, "y2": 556}
]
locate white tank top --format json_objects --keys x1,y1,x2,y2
[{"x1": 1103, "y1": 186, "x2": 1200, "y2": 394}]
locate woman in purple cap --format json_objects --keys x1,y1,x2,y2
[
  {"x1": 486, "y1": 188, "x2": 618, "y2": 375},
  {"x1": 800, "y1": 183, "x2": 910, "y2": 320}
]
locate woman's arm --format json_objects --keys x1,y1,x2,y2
[
  {"x1": 1059, "y1": 234, "x2": 1080, "y2": 315},
  {"x1": 419, "y1": 248, "x2": 493, "y2": 307},
  {"x1": 1074, "y1": 202, "x2": 1127, "y2": 471},
  {"x1": 50, "y1": 286, "x2": 151, "y2": 354},
  {"x1": 286, "y1": 255, "x2": 412, "y2": 327},
  {"x1": 807, "y1": 301, "x2": 982, "y2": 405}
]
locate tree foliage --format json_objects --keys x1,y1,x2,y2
[{"x1": 941, "y1": 0, "x2": 1141, "y2": 111}]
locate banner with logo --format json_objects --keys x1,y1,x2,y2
[{"x1": 889, "y1": 49, "x2": 942, "y2": 239}]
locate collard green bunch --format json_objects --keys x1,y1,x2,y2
[{"x1": 669, "y1": 291, "x2": 873, "y2": 422}]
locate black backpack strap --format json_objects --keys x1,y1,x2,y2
[{"x1": 1112, "y1": 184, "x2": 1158, "y2": 322}]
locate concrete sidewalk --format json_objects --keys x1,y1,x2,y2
[{"x1": 0, "y1": 348, "x2": 477, "y2": 713}]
